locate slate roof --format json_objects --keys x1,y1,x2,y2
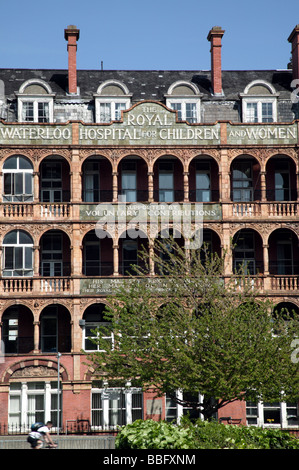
[{"x1": 0, "y1": 68, "x2": 294, "y2": 102}]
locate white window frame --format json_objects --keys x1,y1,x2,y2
[
  {"x1": 17, "y1": 79, "x2": 54, "y2": 123},
  {"x1": 41, "y1": 232, "x2": 63, "y2": 277},
  {"x1": 2, "y1": 230, "x2": 33, "y2": 277},
  {"x1": 166, "y1": 98, "x2": 201, "y2": 123},
  {"x1": 8, "y1": 381, "x2": 61, "y2": 431},
  {"x1": 94, "y1": 80, "x2": 132, "y2": 123},
  {"x1": 95, "y1": 97, "x2": 131, "y2": 123},
  {"x1": 246, "y1": 400, "x2": 299, "y2": 429},
  {"x1": 242, "y1": 97, "x2": 277, "y2": 123},
  {"x1": 240, "y1": 80, "x2": 279, "y2": 123},
  {"x1": 82, "y1": 321, "x2": 114, "y2": 352},
  {"x1": 158, "y1": 161, "x2": 174, "y2": 202},
  {"x1": 18, "y1": 97, "x2": 54, "y2": 123},
  {"x1": 120, "y1": 161, "x2": 137, "y2": 202},
  {"x1": 2, "y1": 155, "x2": 33, "y2": 202},
  {"x1": 165, "y1": 81, "x2": 202, "y2": 124},
  {"x1": 165, "y1": 390, "x2": 205, "y2": 423},
  {"x1": 91, "y1": 385, "x2": 143, "y2": 430}
]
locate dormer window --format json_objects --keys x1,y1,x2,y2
[
  {"x1": 165, "y1": 81, "x2": 202, "y2": 123},
  {"x1": 17, "y1": 79, "x2": 54, "y2": 123},
  {"x1": 94, "y1": 81, "x2": 131, "y2": 123},
  {"x1": 240, "y1": 80, "x2": 279, "y2": 123}
]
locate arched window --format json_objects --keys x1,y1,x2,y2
[
  {"x1": 17, "y1": 79, "x2": 54, "y2": 123},
  {"x1": 82, "y1": 304, "x2": 113, "y2": 352},
  {"x1": 94, "y1": 81, "x2": 131, "y2": 123},
  {"x1": 3, "y1": 155, "x2": 33, "y2": 202},
  {"x1": 240, "y1": 80, "x2": 278, "y2": 123},
  {"x1": 165, "y1": 81, "x2": 201, "y2": 123},
  {"x1": 2, "y1": 230, "x2": 33, "y2": 277}
]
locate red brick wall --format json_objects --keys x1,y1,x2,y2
[{"x1": 62, "y1": 387, "x2": 91, "y2": 428}]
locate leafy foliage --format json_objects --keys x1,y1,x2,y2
[
  {"x1": 115, "y1": 418, "x2": 299, "y2": 449},
  {"x1": 87, "y1": 237, "x2": 299, "y2": 419}
]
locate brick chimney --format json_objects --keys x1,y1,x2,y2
[
  {"x1": 288, "y1": 25, "x2": 299, "y2": 81},
  {"x1": 64, "y1": 25, "x2": 80, "y2": 94},
  {"x1": 207, "y1": 26, "x2": 225, "y2": 96}
]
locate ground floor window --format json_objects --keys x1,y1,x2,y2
[
  {"x1": 246, "y1": 401, "x2": 299, "y2": 428},
  {"x1": 91, "y1": 385, "x2": 142, "y2": 429},
  {"x1": 8, "y1": 381, "x2": 61, "y2": 430},
  {"x1": 166, "y1": 391, "x2": 210, "y2": 423}
]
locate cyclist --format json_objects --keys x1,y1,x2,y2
[{"x1": 27, "y1": 421, "x2": 57, "y2": 449}]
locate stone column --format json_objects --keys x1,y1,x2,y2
[
  {"x1": 34, "y1": 246, "x2": 40, "y2": 276},
  {"x1": 148, "y1": 172, "x2": 154, "y2": 202},
  {"x1": 149, "y1": 242, "x2": 155, "y2": 275},
  {"x1": 33, "y1": 172, "x2": 39, "y2": 201},
  {"x1": 113, "y1": 172, "x2": 118, "y2": 202},
  {"x1": 183, "y1": 172, "x2": 189, "y2": 202},
  {"x1": 113, "y1": 244, "x2": 119, "y2": 275},
  {"x1": 260, "y1": 171, "x2": 266, "y2": 202},
  {"x1": 263, "y1": 244, "x2": 269, "y2": 275},
  {"x1": 33, "y1": 321, "x2": 40, "y2": 353}
]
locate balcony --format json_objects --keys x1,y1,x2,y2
[
  {"x1": 40, "y1": 277, "x2": 71, "y2": 294},
  {"x1": 226, "y1": 201, "x2": 299, "y2": 219},
  {"x1": 270, "y1": 276, "x2": 299, "y2": 291},
  {"x1": 0, "y1": 202, "x2": 71, "y2": 220},
  {"x1": 0, "y1": 277, "x2": 71, "y2": 295},
  {"x1": 1, "y1": 272, "x2": 299, "y2": 297},
  {"x1": 266, "y1": 202, "x2": 298, "y2": 217},
  {"x1": 2, "y1": 278, "x2": 33, "y2": 293}
]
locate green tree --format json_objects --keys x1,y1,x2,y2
[{"x1": 86, "y1": 237, "x2": 299, "y2": 420}]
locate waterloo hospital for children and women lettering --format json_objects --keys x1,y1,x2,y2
[{"x1": 0, "y1": 103, "x2": 298, "y2": 145}]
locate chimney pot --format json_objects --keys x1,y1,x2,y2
[
  {"x1": 207, "y1": 26, "x2": 225, "y2": 96},
  {"x1": 64, "y1": 25, "x2": 80, "y2": 94},
  {"x1": 288, "y1": 25, "x2": 299, "y2": 81}
]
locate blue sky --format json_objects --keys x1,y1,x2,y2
[{"x1": 0, "y1": 0, "x2": 298, "y2": 71}]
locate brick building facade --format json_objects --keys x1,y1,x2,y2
[{"x1": 0, "y1": 24, "x2": 298, "y2": 432}]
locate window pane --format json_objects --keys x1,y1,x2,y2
[
  {"x1": 25, "y1": 247, "x2": 33, "y2": 269},
  {"x1": 115, "y1": 103, "x2": 126, "y2": 120},
  {"x1": 263, "y1": 403, "x2": 281, "y2": 425},
  {"x1": 262, "y1": 103, "x2": 273, "y2": 123},
  {"x1": 186, "y1": 103, "x2": 197, "y2": 123},
  {"x1": 44, "y1": 317, "x2": 57, "y2": 335},
  {"x1": 4, "y1": 231, "x2": 18, "y2": 245},
  {"x1": 19, "y1": 231, "x2": 33, "y2": 245},
  {"x1": 196, "y1": 171, "x2": 210, "y2": 202},
  {"x1": 171, "y1": 103, "x2": 182, "y2": 120},
  {"x1": 100, "y1": 103, "x2": 111, "y2": 123},
  {"x1": 3, "y1": 156, "x2": 18, "y2": 170},
  {"x1": 25, "y1": 173, "x2": 33, "y2": 194},
  {"x1": 9, "y1": 396, "x2": 21, "y2": 426},
  {"x1": 166, "y1": 394, "x2": 178, "y2": 422},
  {"x1": 246, "y1": 401, "x2": 258, "y2": 425},
  {"x1": 92, "y1": 393, "x2": 103, "y2": 426},
  {"x1": 14, "y1": 247, "x2": 23, "y2": 269},
  {"x1": 4, "y1": 173, "x2": 12, "y2": 194},
  {"x1": 246, "y1": 103, "x2": 258, "y2": 122},
  {"x1": 24, "y1": 102, "x2": 34, "y2": 122},
  {"x1": 132, "y1": 392, "x2": 143, "y2": 421},
  {"x1": 19, "y1": 157, "x2": 33, "y2": 170},
  {"x1": 15, "y1": 173, "x2": 23, "y2": 194},
  {"x1": 28, "y1": 382, "x2": 44, "y2": 390},
  {"x1": 38, "y1": 102, "x2": 49, "y2": 123},
  {"x1": 4, "y1": 247, "x2": 13, "y2": 269},
  {"x1": 287, "y1": 403, "x2": 299, "y2": 426},
  {"x1": 27, "y1": 394, "x2": 44, "y2": 425}
]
